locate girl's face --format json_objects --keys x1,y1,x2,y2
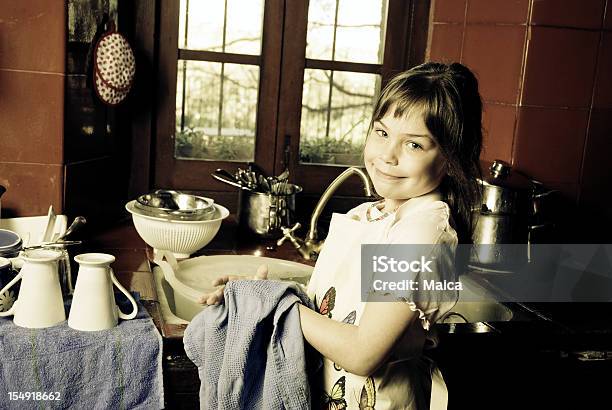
[{"x1": 364, "y1": 108, "x2": 446, "y2": 209}]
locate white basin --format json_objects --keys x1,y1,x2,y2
[
  {"x1": 153, "y1": 256, "x2": 513, "y2": 324},
  {"x1": 153, "y1": 255, "x2": 313, "y2": 323}
]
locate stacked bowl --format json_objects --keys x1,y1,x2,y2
[{"x1": 126, "y1": 190, "x2": 229, "y2": 259}]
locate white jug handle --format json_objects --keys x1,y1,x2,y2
[
  {"x1": 0, "y1": 270, "x2": 23, "y2": 317},
  {"x1": 110, "y1": 268, "x2": 138, "y2": 320}
]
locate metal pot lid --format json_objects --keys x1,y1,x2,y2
[{"x1": 477, "y1": 159, "x2": 532, "y2": 191}]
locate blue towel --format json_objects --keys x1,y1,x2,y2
[
  {"x1": 183, "y1": 280, "x2": 321, "y2": 410},
  {"x1": 0, "y1": 294, "x2": 164, "y2": 409}
]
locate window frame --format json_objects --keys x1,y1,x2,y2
[{"x1": 154, "y1": 0, "x2": 429, "y2": 195}]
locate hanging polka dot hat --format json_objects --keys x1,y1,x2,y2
[{"x1": 93, "y1": 28, "x2": 136, "y2": 105}]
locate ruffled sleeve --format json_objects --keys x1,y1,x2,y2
[{"x1": 383, "y1": 202, "x2": 459, "y2": 331}]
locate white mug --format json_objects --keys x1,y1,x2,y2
[
  {"x1": 0, "y1": 249, "x2": 66, "y2": 328},
  {"x1": 68, "y1": 253, "x2": 138, "y2": 331}
]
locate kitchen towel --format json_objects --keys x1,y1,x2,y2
[
  {"x1": 183, "y1": 280, "x2": 321, "y2": 410},
  {"x1": 0, "y1": 293, "x2": 163, "y2": 409}
]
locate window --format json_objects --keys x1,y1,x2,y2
[{"x1": 155, "y1": 0, "x2": 428, "y2": 194}]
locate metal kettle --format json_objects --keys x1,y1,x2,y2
[{"x1": 470, "y1": 160, "x2": 555, "y2": 270}]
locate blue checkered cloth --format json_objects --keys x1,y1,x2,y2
[
  {"x1": 184, "y1": 280, "x2": 321, "y2": 410},
  {"x1": 0, "y1": 293, "x2": 163, "y2": 409}
]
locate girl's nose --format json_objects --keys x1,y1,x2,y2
[{"x1": 380, "y1": 143, "x2": 398, "y2": 166}]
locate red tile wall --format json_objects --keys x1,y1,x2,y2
[
  {"x1": 427, "y1": 0, "x2": 612, "y2": 240},
  {"x1": 0, "y1": 1, "x2": 66, "y2": 217}
]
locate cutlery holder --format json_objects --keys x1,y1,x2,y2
[{"x1": 237, "y1": 186, "x2": 301, "y2": 239}]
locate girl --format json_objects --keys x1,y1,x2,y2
[{"x1": 200, "y1": 62, "x2": 483, "y2": 409}]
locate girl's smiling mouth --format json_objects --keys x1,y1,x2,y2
[{"x1": 375, "y1": 168, "x2": 404, "y2": 181}]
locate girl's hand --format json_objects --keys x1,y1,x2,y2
[{"x1": 197, "y1": 264, "x2": 269, "y2": 305}]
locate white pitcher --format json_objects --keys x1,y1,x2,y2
[
  {"x1": 68, "y1": 253, "x2": 138, "y2": 331},
  {"x1": 0, "y1": 249, "x2": 66, "y2": 328}
]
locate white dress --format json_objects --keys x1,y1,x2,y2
[{"x1": 306, "y1": 188, "x2": 459, "y2": 410}]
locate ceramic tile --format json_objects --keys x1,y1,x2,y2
[
  {"x1": 433, "y1": 0, "x2": 467, "y2": 23},
  {"x1": 0, "y1": 0, "x2": 65, "y2": 73},
  {"x1": 467, "y1": 0, "x2": 529, "y2": 24},
  {"x1": 0, "y1": 69, "x2": 64, "y2": 164},
  {"x1": 481, "y1": 103, "x2": 517, "y2": 163},
  {"x1": 514, "y1": 107, "x2": 589, "y2": 183},
  {"x1": 531, "y1": 0, "x2": 605, "y2": 29},
  {"x1": 593, "y1": 32, "x2": 612, "y2": 107},
  {"x1": 581, "y1": 108, "x2": 612, "y2": 184},
  {"x1": 0, "y1": 163, "x2": 63, "y2": 217},
  {"x1": 462, "y1": 25, "x2": 526, "y2": 104},
  {"x1": 522, "y1": 27, "x2": 599, "y2": 108},
  {"x1": 428, "y1": 23, "x2": 464, "y2": 63}
]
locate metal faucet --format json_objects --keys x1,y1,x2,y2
[{"x1": 277, "y1": 167, "x2": 373, "y2": 261}]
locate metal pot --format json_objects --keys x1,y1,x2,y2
[
  {"x1": 470, "y1": 213, "x2": 529, "y2": 268},
  {"x1": 237, "y1": 185, "x2": 302, "y2": 238},
  {"x1": 470, "y1": 160, "x2": 554, "y2": 269},
  {"x1": 476, "y1": 160, "x2": 532, "y2": 215}
]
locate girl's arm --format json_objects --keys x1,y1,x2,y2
[{"x1": 298, "y1": 301, "x2": 418, "y2": 376}]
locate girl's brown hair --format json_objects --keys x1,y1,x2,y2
[{"x1": 369, "y1": 62, "x2": 483, "y2": 244}]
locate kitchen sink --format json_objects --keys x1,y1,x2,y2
[
  {"x1": 439, "y1": 274, "x2": 513, "y2": 324},
  {"x1": 153, "y1": 256, "x2": 517, "y2": 325}
]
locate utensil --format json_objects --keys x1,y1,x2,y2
[
  {"x1": 0, "y1": 249, "x2": 65, "y2": 328},
  {"x1": 40, "y1": 205, "x2": 57, "y2": 243},
  {"x1": 23, "y1": 240, "x2": 82, "y2": 250},
  {"x1": 277, "y1": 169, "x2": 289, "y2": 182},
  {"x1": 236, "y1": 168, "x2": 257, "y2": 190},
  {"x1": 54, "y1": 216, "x2": 87, "y2": 242},
  {"x1": 68, "y1": 253, "x2": 138, "y2": 331},
  {"x1": 211, "y1": 169, "x2": 253, "y2": 191}
]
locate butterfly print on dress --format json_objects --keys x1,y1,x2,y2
[
  {"x1": 318, "y1": 286, "x2": 336, "y2": 318},
  {"x1": 320, "y1": 375, "x2": 347, "y2": 410},
  {"x1": 357, "y1": 377, "x2": 376, "y2": 410}
]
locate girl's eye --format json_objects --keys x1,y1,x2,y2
[
  {"x1": 405, "y1": 141, "x2": 423, "y2": 151},
  {"x1": 375, "y1": 129, "x2": 388, "y2": 138}
]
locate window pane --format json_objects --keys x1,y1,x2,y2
[
  {"x1": 305, "y1": 0, "x2": 387, "y2": 64},
  {"x1": 179, "y1": 0, "x2": 263, "y2": 55},
  {"x1": 175, "y1": 61, "x2": 258, "y2": 162},
  {"x1": 225, "y1": 0, "x2": 264, "y2": 54},
  {"x1": 305, "y1": 0, "x2": 336, "y2": 60},
  {"x1": 335, "y1": 0, "x2": 387, "y2": 63},
  {"x1": 220, "y1": 64, "x2": 259, "y2": 160},
  {"x1": 180, "y1": 0, "x2": 225, "y2": 50},
  {"x1": 299, "y1": 69, "x2": 380, "y2": 166}
]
